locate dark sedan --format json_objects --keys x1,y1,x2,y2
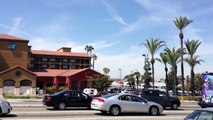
[{"x1": 43, "y1": 90, "x2": 92, "y2": 110}]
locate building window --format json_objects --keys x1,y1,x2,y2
[
  {"x1": 8, "y1": 42, "x2": 16, "y2": 51},
  {"x1": 62, "y1": 65, "x2": 68, "y2": 69},
  {"x1": 31, "y1": 57, "x2": 34, "y2": 61},
  {"x1": 20, "y1": 80, "x2": 32, "y2": 86},
  {"x1": 63, "y1": 58, "x2": 69, "y2": 63},
  {"x1": 42, "y1": 58, "x2": 48, "y2": 62},
  {"x1": 70, "y1": 59, "x2": 76, "y2": 63},
  {"x1": 71, "y1": 65, "x2": 76, "y2": 69},
  {"x1": 42, "y1": 64, "x2": 48, "y2": 68},
  {"x1": 50, "y1": 65, "x2": 56, "y2": 69},
  {"x1": 50, "y1": 58, "x2": 56, "y2": 62},
  {"x1": 3, "y1": 80, "x2": 15, "y2": 86}
]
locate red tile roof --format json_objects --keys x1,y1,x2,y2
[
  {"x1": 0, "y1": 34, "x2": 29, "y2": 42},
  {"x1": 32, "y1": 68, "x2": 90, "y2": 77},
  {"x1": 0, "y1": 65, "x2": 36, "y2": 76},
  {"x1": 31, "y1": 50, "x2": 89, "y2": 57}
]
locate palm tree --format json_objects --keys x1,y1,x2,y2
[
  {"x1": 84, "y1": 45, "x2": 94, "y2": 56},
  {"x1": 184, "y1": 39, "x2": 203, "y2": 96},
  {"x1": 164, "y1": 47, "x2": 182, "y2": 96},
  {"x1": 103, "y1": 67, "x2": 110, "y2": 75},
  {"x1": 142, "y1": 38, "x2": 166, "y2": 89},
  {"x1": 173, "y1": 16, "x2": 193, "y2": 95},
  {"x1": 124, "y1": 74, "x2": 135, "y2": 89},
  {"x1": 132, "y1": 71, "x2": 141, "y2": 90},
  {"x1": 156, "y1": 53, "x2": 169, "y2": 93},
  {"x1": 91, "y1": 54, "x2": 97, "y2": 70}
]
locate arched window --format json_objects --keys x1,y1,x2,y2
[
  {"x1": 20, "y1": 80, "x2": 32, "y2": 86},
  {"x1": 3, "y1": 80, "x2": 15, "y2": 86}
]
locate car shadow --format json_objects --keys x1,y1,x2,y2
[
  {"x1": 0, "y1": 114, "x2": 17, "y2": 118},
  {"x1": 46, "y1": 107, "x2": 94, "y2": 111},
  {"x1": 94, "y1": 112, "x2": 167, "y2": 116}
]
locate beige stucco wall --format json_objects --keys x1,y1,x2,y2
[{"x1": 0, "y1": 67, "x2": 36, "y2": 88}]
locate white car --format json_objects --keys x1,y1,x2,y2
[
  {"x1": 0, "y1": 99, "x2": 12, "y2": 115},
  {"x1": 91, "y1": 93, "x2": 163, "y2": 116},
  {"x1": 83, "y1": 88, "x2": 98, "y2": 96}
]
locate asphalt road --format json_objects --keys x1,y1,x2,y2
[{"x1": 0, "y1": 100, "x2": 199, "y2": 120}]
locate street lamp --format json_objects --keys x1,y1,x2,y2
[{"x1": 118, "y1": 68, "x2": 122, "y2": 80}]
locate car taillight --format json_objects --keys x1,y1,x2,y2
[
  {"x1": 47, "y1": 96, "x2": 52, "y2": 101},
  {"x1": 94, "y1": 98, "x2": 105, "y2": 103}
]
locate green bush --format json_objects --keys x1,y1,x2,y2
[
  {"x1": 4, "y1": 94, "x2": 30, "y2": 99},
  {"x1": 58, "y1": 86, "x2": 68, "y2": 91},
  {"x1": 177, "y1": 96, "x2": 201, "y2": 101},
  {"x1": 46, "y1": 86, "x2": 55, "y2": 94}
]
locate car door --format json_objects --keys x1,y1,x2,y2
[
  {"x1": 118, "y1": 95, "x2": 134, "y2": 112},
  {"x1": 158, "y1": 91, "x2": 170, "y2": 107},
  {"x1": 76, "y1": 92, "x2": 90, "y2": 107},
  {"x1": 129, "y1": 95, "x2": 149, "y2": 113},
  {"x1": 65, "y1": 91, "x2": 78, "y2": 107}
]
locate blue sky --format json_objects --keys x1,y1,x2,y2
[{"x1": 0, "y1": 0, "x2": 213, "y2": 80}]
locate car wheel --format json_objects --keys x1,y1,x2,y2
[
  {"x1": 109, "y1": 106, "x2": 120, "y2": 116},
  {"x1": 101, "y1": 111, "x2": 107, "y2": 115},
  {"x1": 171, "y1": 103, "x2": 178, "y2": 110},
  {"x1": 149, "y1": 106, "x2": 159, "y2": 116},
  {"x1": 58, "y1": 102, "x2": 66, "y2": 110}
]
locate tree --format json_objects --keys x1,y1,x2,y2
[
  {"x1": 89, "y1": 74, "x2": 111, "y2": 92},
  {"x1": 91, "y1": 54, "x2": 97, "y2": 70},
  {"x1": 156, "y1": 52, "x2": 169, "y2": 93},
  {"x1": 184, "y1": 39, "x2": 203, "y2": 96},
  {"x1": 142, "y1": 72, "x2": 152, "y2": 89},
  {"x1": 164, "y1": 47, "x2": 182, "y2": 96},
  {"x1": 103, "y1": 67, "x2": 110, "y2": 75},
  {"x1": 142, "y1": 38, "x2": 166, "y2": 89},
  {"x1": 84, "y1": 45, "x2": 94, "y2": 56},
  {"x1": 173, "y1": 16, "x2": 193, "y2": 95},
  {"x1": 132, "y1": 71, "x2": 141, "y2": 90},
  {"x1": 194, "y1": 73, "x2": 203, "y2": 94},
  {"x1": 124, "y1": 74, "x2": 135, "y2": 89}
]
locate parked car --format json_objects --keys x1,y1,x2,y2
[
  {"x1": 184, "y1": 108, "x2": 213, "y2": 120},
  {"x1": 138, "y1": 89, "x2": 181, "y2": 110},
  {"x1": 43, "y1": 90, "x2": 92, "y2": 110},
  {"x1": 91, "y1": 93, "x2": 163, "y2": 116},
  {"x1": 83, "y1": 88, "x2": 98, "y2": 96},
  {"x1": 0, "y1": 99, "x2": 12, "y2": 115}
]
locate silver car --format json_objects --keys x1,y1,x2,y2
[
  {"x1": 184, "y1": 108, "x2": 213, "y2": 120},
  {"x1": 0, "y1": 99, "x2": 12, "y2": 115},
  {"x1": 91, "y1": 93, "x2": 163, "y2": 116}
]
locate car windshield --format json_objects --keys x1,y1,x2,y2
[{"x1": 102, "y1": 93, "x2": 119, "y2": 98}]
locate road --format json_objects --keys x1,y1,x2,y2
[{"x1": 0, "y1": 100, "x2": 199, "y2": 120}]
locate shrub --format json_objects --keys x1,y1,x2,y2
[
  {"x1": 46, "y1": 86, "x2": 55, "y2": 94},
  {"x1": 58, "y1": 86, "x2": 68, "y2": 91}
]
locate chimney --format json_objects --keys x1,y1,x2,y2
[{"x1": 57, "y1": 47, "x2": 71, "y2": 52}]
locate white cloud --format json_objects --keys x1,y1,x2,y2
[
  {"x1": 100, "y1": 0, "x2": 129, "y2": 26},
  {"x1": 0, "y1": 18, "x2": 32, "y2": 37},
  {"x1": 9, "y1": 17, "x2": 22, "y2": 35}
]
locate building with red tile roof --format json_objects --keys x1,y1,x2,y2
[{"x1": 0, "y1": 34, "x2": 101, "y2": 96}]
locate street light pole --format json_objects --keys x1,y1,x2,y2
[{"x1": 119, "y1": 68, "x2": 122, "y2": 80}]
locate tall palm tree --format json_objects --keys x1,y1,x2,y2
[
  {"x1": 173, "y1": 16, "x2": 193, "y2": 95},
  {"x1": 184, "y1": 39, "x2": 203, "y2": 96},
  {"x1": 156, "y1": 53, "x2": 169, "y2": 93},
  {"x1": 164, "y1": 47, "x2": 182, "y2": 96},
  {"x1": 84, "y1": 45, "x2": 94, "y2": 56},
  {"x1": 132, "y1": 71, "x2": 141, "y2": 90},
  {"x1": 142, "y1": 38, "x2": 166, "y2": 89},
  {"x1": 92, "y1": 54, "x2": 97, "y2": 70}
]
